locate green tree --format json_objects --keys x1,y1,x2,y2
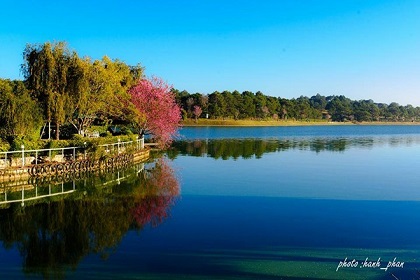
[
  {"x1": 221, "y1": 90, "x2": 238, "y2": 119},
  {"x1": 266, "y1": 96, "x2": 280, "y2": 118},
  {"x1": 231, "y1": 90, "x2": 242, "y2": 119},
  {"x1": 67, "y1": 56, "x2": 142, "y2": 135},
  {"x1": 208, "y1": 91, "x2": 227, "y2": 118},
  {"x1": 199, "y1": 93, "x2": 209, "y2": 117},
  {"x1": 352, "y1": 100, "x2": 380, "y2": 122},
  {"x1": 254, "y1": 91, "x2": 268, "y2": 118},
  {"x1": 240, "y1": 91, "x2": 256, "y2": 118},
  {"x1": 295, "y1": 96, "x2": 312, "y2": 120},
  {"x1": 22, "y1": 42, "x2": 73, "y2": 139},
  {"x1": 387, "y1": 102, "x2": 401, "y2": 121},
  {"x1": 326, "y1": 95, "x2": 353, "y2": 121},
  {"x1": 0, "y1": 79, "x2": 43, "y2": 140},
  {"x1": 309, "y1": 94, "x2": 327, "y2": 110}
]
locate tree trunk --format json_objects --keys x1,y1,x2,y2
[{"x1": 55, "y1": 123, "x2": 60, "y2": 140}]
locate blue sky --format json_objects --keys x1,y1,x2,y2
[{"x1": 1, "y1": 0, "x2": 419, "y2": 106}]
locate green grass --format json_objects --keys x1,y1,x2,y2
[
  {"x1": 182, "y1": 118, "x2": 420, "y2": 127},
  {"x1": 183, "y1": 118, "x2": 342, "y2": 127}
]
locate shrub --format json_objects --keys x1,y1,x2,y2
[
  {"x1": 100, "y1": 131, "x2": 113, "y2": 137},
  {"x1": 10, "y1": 136, "x2": 43, "y2": 151},
  {"x1": 0, "y1": 139, "x2": 10, "y2": 152}
]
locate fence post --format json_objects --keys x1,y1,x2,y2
[
  {"x1": 21, "y1": 185, "x2": 24, "y2": 207},
  {"x1": 21, "y1": 145, "x2": 25, "y2": 168},
  {"x1": 84, "y1": 142, "x2": 87, "y2": 160}
]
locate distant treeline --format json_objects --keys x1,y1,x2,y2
[{"x1": 173, "y1": 90, "x2": 420, "y2": 122}]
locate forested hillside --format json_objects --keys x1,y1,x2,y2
[{"x1": 174, "y1": 90, "x2": 420, "y2": 122}]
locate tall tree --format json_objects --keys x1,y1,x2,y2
[
  {"x1": 128, "y1": 77, "x2": 181, "y2": 147},
  {"x1": 241, "y1": 91, "x2": 256, "y2": 118},
  {"x1": 22, "y1": 42, "x2": 73, "y2": 139},
  {"x1": 193, "y1": 105, "x2": 202, "y2": 122},
  {"x1": 66, "y1": 56, "x2": 142, "y2": 135},
  {"x1": 208, "y1": 91, "x2": 227, "y2": 118},
  {"x1": 0, "y1": 79, "x2": 43, "y2": 140},
  {"x1": 326, "y1": 95, "x2": 353, "y2": 121},
  {"x1": 199, "y1": 94, "x2": 209, "y2": 117}
]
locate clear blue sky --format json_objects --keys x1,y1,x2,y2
[{"x1": 1, "y1": 0, "x2": 419, "y2": 106}]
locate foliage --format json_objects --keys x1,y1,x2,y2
[
  {"x1": 0, "y1": 139, "x2": 10, "y2": 152},
  {"x1": 89, "y1": 125, "x2": 109, "y2": 135},
  {"x1": 22, "y1": 42, "x2": 72, "y2": 139},
  {"x1": 44, "y1": 139, "x2": 71, "y2": 149},
  {"x1": 10, "y1": 136, "x2": 44, "y2": 151},
  {"x1": 21, "y1": 41, "x2": 143, "y2": 140},
  {"x1": 129, "y1": 77, "x2": 182, "y2": 147},
  {"x1": 4, "y1": 40, "x2": 420, "y2": 150},
  {"x1": 66, "y1": 56, "x2": 142, "y2": 135},
  {"x1": 0, "y1": 79, "x2": 43, "y2": 140},
  {"x1": 174, "y1": 89, "x2": 420, "y2": 122},
  {"x1": 192, "y1": 105, "x2": 202, "y2": 121}
]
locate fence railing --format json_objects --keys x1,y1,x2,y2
[
  {"x1": 0, "y1": 138, "x2": 144, "y2": 170},
  {"x1": 0, "y1": 162, "x2": 146, "y2": 206}
]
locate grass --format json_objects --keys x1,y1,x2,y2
[{"x1": 182, "y1": 118, "x2": 420, "y2": 127}]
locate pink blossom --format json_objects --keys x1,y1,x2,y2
[{"x1": 129, "y1": 77, "x2": 182, "y2": 147}]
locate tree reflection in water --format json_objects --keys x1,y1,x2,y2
[
  {"x1": 168, "y1": 136, "x2": 420, "y2": 160},
  {"x1": 131, "y1": 158, "x2": 180, "y2": 227},
  {"x1": 0, "y1": 157, "x2": 179, "y2": 279}
]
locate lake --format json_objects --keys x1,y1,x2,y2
[{"x1": 1, "y1": 125, "x2": 420, "y2": 279}]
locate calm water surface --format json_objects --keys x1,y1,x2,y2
[{"x1": 1, "y1": 125, "x2": 420, "y2": 279}]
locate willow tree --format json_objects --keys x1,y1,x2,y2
[
  {"x1": 0, "y1": 79, "x2": 43, "y2": 140},
  {"x1": 22, "y1": 42, "x2": 72, "y2": 139}
]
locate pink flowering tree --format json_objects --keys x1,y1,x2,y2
[
  {"x1": 129, "y1": 77, "x2": 182, "y2": 147},
  {"x1": 193, "y1": 105, "x2": 202, "y2": 122}
]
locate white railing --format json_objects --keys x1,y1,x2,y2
[
  {"x1": 99, "y1": 138, "x2": 144, "y2": 154},
  {"x1": 0, "y1": 138, "x2": 145, "y2": 169},
  {"x1": 0, "y1": 162, "x2": 146, "y2": 206}
]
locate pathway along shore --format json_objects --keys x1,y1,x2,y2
[{"x1": 0, "y1": 148, "x2": 150, "y2": 183}]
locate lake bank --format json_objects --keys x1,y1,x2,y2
[{"x1": 182, "y1": 119, "x2": 420, "y2": 127}]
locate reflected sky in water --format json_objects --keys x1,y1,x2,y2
[{"x1": 178, "y1": 125, "x2": 420, "y2": 139}]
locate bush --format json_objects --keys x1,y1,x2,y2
[
  {"x1": 0, "y1": 139, "x2": 10, "y2": 152},
  {"x1": 90, "y1": 125, "x2": 108, "y2": 134},
  {"x1": 10, "y1": 136, "x2": 43, "y2": 151},
  {"x1": 45, "y1": 140, "x2": 70, "y2": 149},
  {"x1": 100, "y1": 131, "x2": 112, "y2": 137},
  {"x1": 70, "y1": 134, "x2": 86, "y2": 147}
]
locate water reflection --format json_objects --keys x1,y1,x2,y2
[
  {"x1": 168, "y1": 136, "x2": 420, "y2": 159},
  {"x1": 0, "y1": 158, "x2": 179, "y2": 279}
]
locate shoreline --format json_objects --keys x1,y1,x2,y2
[{"x1": 181, "y1": 119, "x2": 420, "y2": 127}]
